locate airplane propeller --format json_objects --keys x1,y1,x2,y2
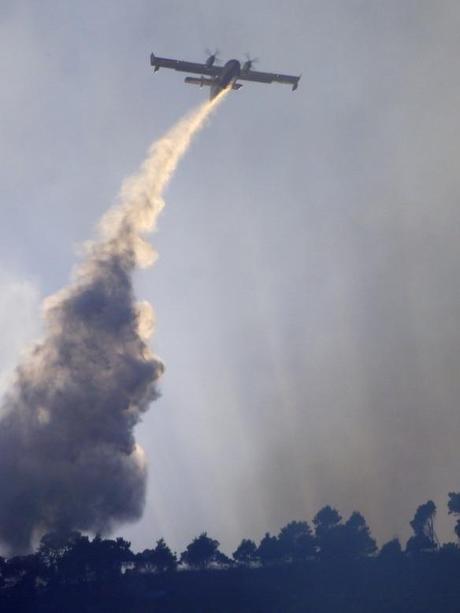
[
  {"x1": 242, "y1": 53, "x2": 259, "y2": 71},
  {"x1": 205, "y1": 48, "x2": 220, "y2": 67}
]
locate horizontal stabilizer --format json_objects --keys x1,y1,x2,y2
[
  {"x1": 184, "y1": 77, "x2": 243, "y2": 91},
  {"x1": 185, "y1": 76, "x2": 214, "y2": 87}
]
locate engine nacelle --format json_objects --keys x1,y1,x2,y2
[{"x1": 205, "y1": 55, "x2": 216, "y2": 68}]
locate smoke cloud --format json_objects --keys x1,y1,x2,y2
[{"x1": 0, "y1": 91, "x2": 226, "y2": 554}]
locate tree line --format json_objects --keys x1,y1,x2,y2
[
  {"x1": 2, "y1": 494, "x2": 460, "y2": 611},
  {"x1": 1, "y1": 493, "x2": 460, "y2": 582}
]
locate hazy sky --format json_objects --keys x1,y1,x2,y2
[{"x1": 2, "y1": 0, "x2": 460, "y2": 554}]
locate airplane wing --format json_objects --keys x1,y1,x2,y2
[
  {"x1": 238, "y1": 69, "x2": 300, "y2": 90},
  {"x1": 150, "y1": 53, "x2": 223, "y2": 77}
]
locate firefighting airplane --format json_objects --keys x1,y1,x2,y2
[{"x1": 150, "y1": 51, "x2": 301, "y2": 99}]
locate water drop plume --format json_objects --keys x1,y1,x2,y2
[{"x1": 0, "y1": 90, "x2": 227, "y2": 554}]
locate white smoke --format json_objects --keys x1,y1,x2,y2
[{"x1": 0, "y1": 90, "x2": 227, "y2": 554}]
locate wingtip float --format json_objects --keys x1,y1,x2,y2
[{"x1": 150, "y1": 52, "x2": 301, "y2": 100}]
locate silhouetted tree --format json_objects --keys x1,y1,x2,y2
[
  {"x1": 313, "y1": 506, "x2": 342, "y2": 537},
  {"x1": 214, "y1": 550, "x2": 233, "y2": 567},
  {"x1": 406, "y1": 500, "x2": 438, "y2": 554},
  {"x1": 56, "y1": 535, "x2": 133, "y2": 583},
  {"x1": 55, "y1": 534, "x2": 92, "y2": 583},
  {"x1": 257, "y1": 532, "x2": 282, "y2": 565},
  {"x1": 233, "y1": 539, "x2": 259, "y2": 565},
  {"x1": 342, "y1": 512, "x2": 377, "y2": 558},
  {"x1": 38, "y1": 530, "x2": 82, "y2": 578},
  {"x1": 92, "y1": 536, "x2": 133, "y2": 577},
  {"x1": 277, "y1": 521, "x2": 316, "y2": 562},
  {"x1": 313, "y1": 507, "x2": 376, "y2": 559},
  {"x1": 448, "y1": 492, "x2": 460, "y2": 539},
  {"x1": 180, "y1": 533, "x2": 221, "y2": 569},
  {"x1": 136, "y1": 538, "x2": 177, "y2": 573},
  {"x1": 410, "y1": 500, "x2": 437, "y2": 539},
  {"x1": 313, "y1": 506, "x2": 343, "y2": 558},
  {"x1": 379, "y1": 538, "x2": 403, "y2": 560}
]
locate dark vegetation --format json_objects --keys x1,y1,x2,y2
[{"x1": 2, "y1": 495, "x2": 460, "y2": 612}]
